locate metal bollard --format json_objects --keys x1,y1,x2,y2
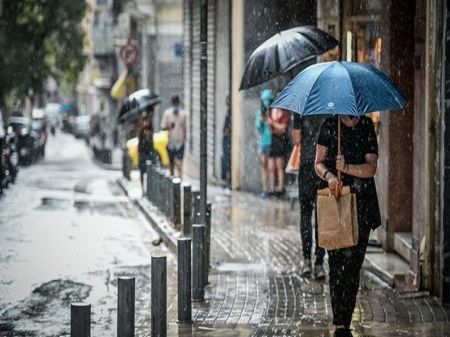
[
  {"x1": 192, "y1": 224, "x2": 205, "y2": 302},
  {"x1": 146, "y1": 161, "x2": 152, "y2": 200},
  {"x1": 172, "y1": 178, "x2": 182, "y2": 228},
  {"x1": 122, "y1": 149, "x2": 131, "y2": 181},
  {"x1": 163, "y1": 172, "x2": 171, "y2": 216},
  {"x1": 71, "y1": 303, "x2": 91, "y2": 337},
  {"x1": 166, "y1": 173, "x2": 174, "y2": 219},
  {"x1": 151, "y1": 255, "x2": 167, "y2": 337},
  {"x1": 117, "y1": 277, "x2": 135, "y2": 337},
  {"x1": 149, "y1": 165, "x2": 156, "y2": 203},
  {"x1": 204, "y1": 202, "x2": 212, "y2": 286},
  {"x1": 191, "y1": 191, "x2": 201, "y2": 225},
  {"x1": 177, "y1": 238, "x2": 192, "y2": 323},
  {"x1": 182, "y1": 184, "x2": 192, "y2": 236},
  {"x1": 156, "y1": 169, "x2": 164, "y2": 211}
]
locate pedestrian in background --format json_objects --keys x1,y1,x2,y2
[
  {"x1": 221, "y1": 95, "x2": 232, "y2": 191},
  {"x1": 315, "y1": 115, "x2": 380, "y2": 337},
  {"x1": 137, "y1": 108, "x2": 156, "y2": 195},
  {"x1": 255, "y1": 89, "x2": 273, "y2": 198},
  {"x1": 292, "y1": 114, "x2": 326, "y2": 279},
  {"x1": 161, "y1": 95, "x2": 187, "y2": 177},
  {"x1": 268, "y1": 106, "x2": 290, "y2": 197}
]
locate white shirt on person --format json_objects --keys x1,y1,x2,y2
[{"x1": 160, "y1": 106, "x2": 187, "y2": 150}]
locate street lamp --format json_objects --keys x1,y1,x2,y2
[{"x1": 199, "y1": 0, "x2": 208, "y2": 224}]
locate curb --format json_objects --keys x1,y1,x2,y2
[
  {"x1": 92, "y1": 155, "x2": 122, "y2": 171},
  {"x1": 117, "y1": 178, "x2": 180, "y2": 253}
]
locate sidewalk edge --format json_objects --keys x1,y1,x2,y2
[{"x1": 117, "y1": 178, "x2": 179, "y2": 253}]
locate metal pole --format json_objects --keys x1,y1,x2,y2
[
  {"x1": 172, "y1": 178, "x2": 182, "y2": 228},
  {"x1": 71, "y1": 303, "x2": 91, "y2": 337},
  {"x1": 117, "y1": 277, "x2": 135, "y2": 337},
  {"x1": 192, "y1": 224, "x2": 205, "y2": 301},
  {"x1": 123, "y1": 149, "x2": 131, "y2": 181},
  {"x1": 177, "y1": 238, "x2": 192, "y2": 323},
  {"x1": 199, "y1": 0, "x2": 208, "y2": 224},
  {"x1": 183, "y1": 184, "x2": 192, "y2": 236},
  {"x1": 146, "y1": 161, "x2": 152, "y2": 200},
  {"x1": 192, "y1": 190, "x2": 201, "y2": 225},
  {"x1": 151, "y1": 255, "x2": 167, "y2": 337},
  {"x1": 204, "y1": 202, "x2": 212, "y2": 286}
]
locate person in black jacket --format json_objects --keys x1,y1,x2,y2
[
  {"x1": 315, "y1": 115, "x2": 381, "y2": 337},
  {"x1": 292, "y1": 114, "x2": 326, "y2": 279}
]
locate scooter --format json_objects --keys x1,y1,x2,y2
[
  {"x1": 0, "y1": 135, "x2": 9, "y2": 193},
  {"x1": 5, "y1": 126, "x2": 18, "y2": 183}
]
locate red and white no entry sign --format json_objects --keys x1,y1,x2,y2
[{"x1": 120, "y1": 44, "x2": 138, "y2": 66}]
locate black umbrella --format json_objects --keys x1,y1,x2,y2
[
  {"x1": 117, "y1": 89, "x2": 161, "y2": 124},
  {"x1": 239, "y1": 26, "x2": 339, "y2": 90}
]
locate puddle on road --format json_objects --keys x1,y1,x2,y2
[
  {"x1": 36, "y1": 197, "x2": 72, "y2": 211},
  {"x1": 74, "y1": 200, "x2": 128, "y2": 217},
  {"x1": 1, "y1": 279, "x2": 91, "y2": 336},
  {"x1": 30, "y1": 179, "x2": 74, "y2": 192}
]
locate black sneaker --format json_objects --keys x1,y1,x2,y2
[
  {"x1": 301, "y1": 259, "x2": 312, "y2": 277},
  {"x1": 275, "y1": 190, "x2": 286, "y2": 198},
  {"x1": 334, "y1": 328, "x2": 353, "y2": 337},
  {"x1": 260, "y1": 191, "x2": 270, "y2": 199},
  {"x1": 314, "y1": 264, "x2": 326, "y2": 280}
]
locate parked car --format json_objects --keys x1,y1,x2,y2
[
  {"x1": 31, "y1": 119, "x2": 47, "y2": 158},
  {"x1": 8, "y1": 117, "x2": 38, "y2": 166},
  {"x1": 126, "y1": 130, "x2": 170, "y2": 168},
  {"x1": 73, "y1": 115, "x2": 91, "y2": 141},
  {"x1": 0, "y1": 113, "x2": 8, "y2": 192},
  {"x1": 5, "y1": 126, "x2": 19, "y2": 183}
]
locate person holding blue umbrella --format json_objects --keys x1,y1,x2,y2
[{"x1": 271, "y1": 61, "x2": 406, "y2": 337}]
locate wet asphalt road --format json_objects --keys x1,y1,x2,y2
[{"x1": 0, "y1": 132, "x2": 172, "y2": 337}]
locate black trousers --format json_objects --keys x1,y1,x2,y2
[
  {"x1": 328, "y1": 225, "x2": 371, "y2": 327},
  {"x1": 298, "y1": 161, "x2": 325, "y2": 264},
  {"x1": 299, "y1": 195, "x2": 325, "y2": 264}
]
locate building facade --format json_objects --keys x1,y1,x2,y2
[
  {"x1": 78, "y1": 0, "x2": 183, "y2": 161},
  {"x1": 182, "y1": 0, "x2": 316, "y2": 187},
  {"x1": 182, "y1": 0, "x2": 450, "y2": 303}
]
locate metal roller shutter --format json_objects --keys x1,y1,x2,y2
[
  {"x1": 188, "y1": 0, "x2": 216, "y2": 174},
  {"x1": 182, "y1": 0, "x2": 192, "y2": 150},
  {"x1": 207, "y1": 1, "x2": 216, "y2": 176}
]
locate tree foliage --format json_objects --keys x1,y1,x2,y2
[{"x1": 0, "y1": 0, "x2": 88, "y2": 100}]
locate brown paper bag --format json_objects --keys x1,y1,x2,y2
[{"x1": 317, "y1": 186, "x2": 358, "y2": 250}]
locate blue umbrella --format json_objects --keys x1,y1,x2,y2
[{"x1": 270, "y1": 61, "x2": 406, "y2": 116}]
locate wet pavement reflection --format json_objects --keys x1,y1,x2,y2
[
  {"x1": 0, "y1": 133, "x2": 175, "y2": 336},
  {"x1": 1, "y1": 133, "x2": 449, "y2": 337}
]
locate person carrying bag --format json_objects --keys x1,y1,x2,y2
[
  {"x1": 315, "y1": 115, "x2": 381, "y2": 337},
  {"x1": 316, "y1": 116, "x2": 359, "y2": 250}
]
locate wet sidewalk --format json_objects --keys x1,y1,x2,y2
[{"x1": 119, "y1": 172, "x2": 450, "y2": 337}]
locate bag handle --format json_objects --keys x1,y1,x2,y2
[{"x1": 335, "y1": 116, "x2": 342, "y2": 199}]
